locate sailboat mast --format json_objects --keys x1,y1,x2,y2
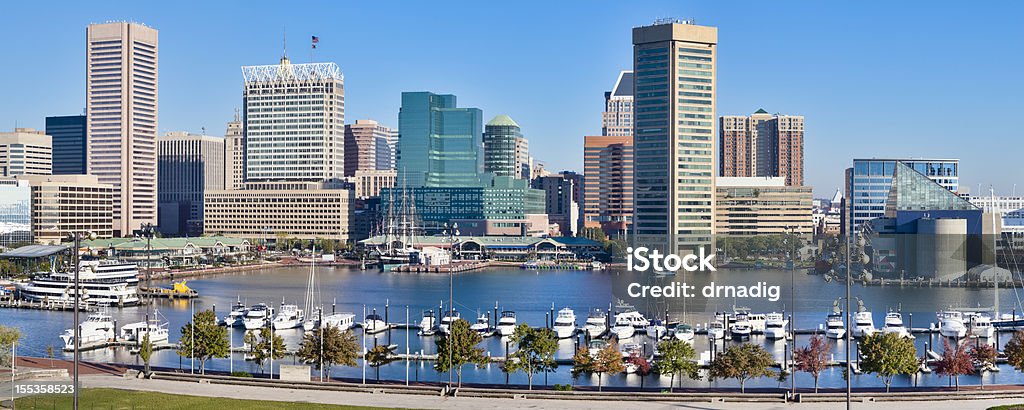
[{"x1": 992, "y1": 186, "x2": 1000, "y2": 319}]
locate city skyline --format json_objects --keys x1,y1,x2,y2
[{"x1": 2, "y1": 2, "x2": 1023, "y2": 197}]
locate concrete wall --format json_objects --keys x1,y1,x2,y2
[{"x1": 278, "y1": 364, "x2": 311, "y2": 382}]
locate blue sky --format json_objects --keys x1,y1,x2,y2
[{"x1": 2, "y1": 1, "x2": 1022, "y2": 196}]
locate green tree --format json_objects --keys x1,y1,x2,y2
[
  {"x1": 46, "y1": 345, "x2": 55, "y2": 368},
  {"x1": 708, "y1": 343, "x2": 776, "y2": 393},
  {"x1": 139, "y1": 333, "x2": 154, "y2": 376},
  {"x1": 296, "y1": 325, "x2": 359, "y2": 380},
  {"x1": 933, "y1": 338, "x2": 973, "y2": 391},
  {"x1": 434, "y1": 318, "x2": 488, "y2": 388},
  {"x1": 274, "y1": 232, "x2": 289, "y2": 251},
  {"x1": 570, "y1": 346, "x2": 595, "y2": 387},
  {"x1": 858, "y1": 332, "x2": 919, "y2": 392},
  {"x1": 176, "y1": 309, "x2": 229, "y2": 374},
  {"x1": 1004, "y1": 331, "x2": 1024, "y2": 371},
  {"x1": 503, "y1": 325, "x2": 558, "y2": 390},
  {"x1": 244, "y1": 328, "x2": 286, "y2": 375},
  {"x1": 970, "y1": 342, "x2": 998, "y2": 390},
  {"x1": 794, "y1": 335, "x2": 832, "y2": 392},
  {"x1": 655, "y1": 339, "x2": 700, "y2": 392},
  {"x1": 364, "y1": 344, "x2": 394, "y2": 383},
  {"x1": 592, "y1": 341, "x2": 625, "y2": 391},
  {"x1": 0, "y1": 325, "x2": 21, "y2": 367}
]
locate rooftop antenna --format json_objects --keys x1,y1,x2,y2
[
  {"x1": 282, "y1": 27, "x2": 288, "y2": 59},
  {"x1": 201, "y1": 126, "x2": 206, "y2": 136},
  {"x1": 234, "y1": 107, "x2": 240, "y2": 122}
]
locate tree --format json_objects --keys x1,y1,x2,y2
[
  {"x1": 570, "y1": 346, "x2": 595, "y2": 387},
  {"x1": 139, "y1": 332, "x2": 154, "y2": 376},
  {"x1": 794, "y1": 335, "x2": 832, "y2": 392},
  {"x1": 933, "y1": 338, "x2": 974, "y2": 391},
  {"x1": 176, "y1": 309, "x2": 229, "y2": 374},
  {"x1": 365, "y1": 344, "x2": 394, "y2": 382},
  {"x1": 46, "y1": 345, "x2": 55, "y2": 368},
  {"x1": 970, "y1": 342, "x2": 998, "y2": 390},
  {"x1": 503, "y1": 325, "x2": 558, "y2": 390},
  {"x1": 434, "y1": 318, "x2": 488, "y2": 388},
  {"x1": 297, "y1": 325, "x2": 359, "y2": 380},
  {"x1": 655, "y1": 339, "x2": 700, "y2": 392},
  {"x1": 708, "y1": 343, "x2": 776, "y2": 393},
  {"x1": 0, "y1": 325, "x2": 21, "y2": 367},
  {"x1": 858, "y1": 332, "x2": 919, "y2": 392},
  {"x1": 592, "y1": 340, "x2": 625, "y2": 391},
  {"x1": 626, "y1": 351, "x2": 653, "y2": 389},
  {"x1": 275, "y1": 232, "x2": 289, "y2": 251},
  {"x1": 1004, "y1": 330, "x2": 1024, "y2": 371},
  {"x1": 244, "y1": 328, "x2": 285, "y2": 375}
]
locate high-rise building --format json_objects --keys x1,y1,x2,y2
[
  {"x1": 602, "y1": 71, "x2": 634, "y2": 137},
  {"x1": 583, "y1": 135, "x2": 633, "y2": 239},
  {"x1": 0, "y1": 129, "x2": 52, "y2": 177},
  {"x1": 714, "y1": 177, "x2": 813, "y2": 238},
  {"x1": 483, "y1": 115, "x2": 530, "y2": 179},
  {"x1": 241, "y1": 56, "x2": 344, "y2": 182},
  {"x1": 224, "y1": 110, "x2": 245, "y2": 189},
  {"x1": 9, "y1": 174, "x2": 115, "y2": 244},
  {"x1": 45, "y1": 115, "x2": 87, "y2": 175},
  {"x1": 344, "y1": 119, "x2": 397, "y2": 177},
  {"x1": 157, "y1": 132, "x2": 225, "y2": 236},
  {"x1": 204, "y1": 181, "x2": 354, "y2": 242},
  {"x1": 0, "y1": 179, "x2": 32, "y2": 246},
  {"x1": 632, "y1": 20, "x2": 717, "y2": 252},
  {"x1": 397, "y1": 92, "x2": 482, "y2": 188},
  {"x1": 86, "y1": 22, "x2": 159, "y2": 236},
  {"x1": 846, "y1": 158, "x2": 959, "y2": 233},
  {"x1": 534, "y1": 174, "x2": 579, "y2": 236},
  {"x1": 719, "y1": 109, "x2": 804, "y2": 186}
]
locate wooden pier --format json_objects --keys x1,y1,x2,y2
[{"x1": 0, "y1": 297, "x2": 94, "y2": 312}]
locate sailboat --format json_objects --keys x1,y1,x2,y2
[
  {"x1": 302, "y1": 245, "x2": 356, "y2": 332},
  {"x1": 378, "y1": 178, "x2": 419, "y2": 272}
]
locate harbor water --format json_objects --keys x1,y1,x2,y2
[{"x1": 3, "y1": 265, "x2": 1024, "y2": 390}]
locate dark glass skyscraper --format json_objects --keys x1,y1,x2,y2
[
  {"x1": 45, "y1": 115, "x2": 87, "y2": 175},
  {"x1": 397, "y1": 92, "x2": 483, "y2": 188}
]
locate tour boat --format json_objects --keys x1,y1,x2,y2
[
  {"x1": 21, "y1": 260, "x2": 140, "y2": 307},
  {"x1": 60, "y1": 311, "x2": 115, "y2": 350},
  {"x1": 825, "y1": 303, "x2": 846, "y2": 340},
  {"x1": 882, "y1": 311, "x2": 912, "y2": 339},
  {"x1": 645, "y1": 319, "x2": 667, "y2": 339},
  {"x1": 363, "y1": 314, "x2": 388, "y2": 334},
  {"x1": 221, "y1": 300, "x2": 247, "y2": 327},
  {"x1": 470, "y1": 313, "x2": 490, "y2": 335},
  {"x1": 583, "y1": 309, "x2": 607, "y2": 338},
  {"x1": 764, "y1": 312, "x2": 788, "y2": 341},
  {"x1": 242, "y1": 303, "x2": 274, "y2": 330},
  {"x1": 729, "y1": 313, "x2": 752, "y2": 340},
  {"x1": 937, "y1": 310, "x2": 967, "y2": 338},
  {"x1": 970, "y1": 314, "x2": 995, "y2": 339},
  {"x1": 673, "y1": 324, "x2": 695, "y2": 343},
  {"x1": 418, "y1": 310, "x2": 437, "y2": 336},
  {"x1": 553, "y1": 308, "x2": 577, "y2": 339},
  {"x1": 496, "y1": 311, "x2": 517, "y2": 336},
  {"x1": 439, "y1": 310, "x2": 462, "y2": 335},
  {"x1": 119, "y1": 311, "x2": 169, "y2": 343},
  {"x1": 272, "y1": 304, "x2": 304, "y2": 330},
  {"x1": 707, "y1": 321, "x2": 726, "y2": 340}
]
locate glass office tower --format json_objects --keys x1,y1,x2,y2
[
  {"x1": 847, "y1": 158, "x2": 959, "y2": 232},
  {"x1": 397, "y1": 92, "x2": 483, "y2": 188}
]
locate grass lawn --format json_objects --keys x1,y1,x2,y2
[
  {"x1": 989, "y1": 406, "x2": 1024, "y2": 410},
  {"x1": 13, "y1": 388, "x2": 403, "y2": 410}
]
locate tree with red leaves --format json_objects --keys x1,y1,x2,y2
[
  {"x1": 933, "y1": 338, "x2": 974, "y2": 391},
  {"x1": 794, "y1": 335, "x2": 832, "y2": 392},
  {"x1": 626, "y1": 351, "x2": 653, "y2": 389}
]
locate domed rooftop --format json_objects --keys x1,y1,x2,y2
[{"x1": 486, "y1": 114, "x2": 519, "y2": 127}]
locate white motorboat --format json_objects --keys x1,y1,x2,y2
[
  {"x1": 363, "y1": 314, "x2": 387, "y2": 334},
  {"x1": 417, "y1": 310, "x2": 438, "y2": 336},
  {"x1": 852, "y1": 300, "x2": 876, "y2": 338},
  {"x1": 221, "y1": 300, "x2": 247, "y2": 327},
  {"x1": 645, "y1": 319, "x2": 668, "y2": 339},
  {"x1": 882, "y1": 311, "x2": 912, "y2": 339},
  {"x1": 242, "y1": 303, "x2": 274, "y2": 330},
  {"x1": 729, "y1": 313, "x2": 752, "y2": 340},
  {"x1": 120, "y1": 311, "x2": 169, "y2": 343},
  {"x1": 611, "y1": 312, "x2": 637, "y2": 339},
  {"x1": 673, "y1": 324, "x2": 694, "y2": 343},
  {"x1": 496, "y1": 311, "x2": 517, "y2": 336},
  {"x1": 470, "y1": 313, "x2": 490, "y2": 335},
  {"x1": 825, "y1": 300, "x2": 846, "y2": 339},
  {"x1": 583, "y1": 309, "x2": 607, "y2": 338},
  {"x1": 613, "y1": 309, "x2": 649, "y2": 329},
  {"x1": 60, "y1": 311, "x2": 115, "y2": 350},
  {"x1": 439, "y1": 310, "x2": 462, "y2": 335},
  {"x1": 707, "y1": 321, "x2": 726, "y2": 340},
  {"x1": 719, "y1": 307, "x2": 767, "y2": 332},
  {"x1": 321, "y1": 312, "x2": 355, "y2": 330},
  {"x1": 970, "y1": 314, "x2": 995, "y2": 339},
  {"x1": 764, "y1": 312, "x2": 788, "y2": 341},
  {"x1": 938, "y1": 310, "x2": 967, "y2": 338},
  {"x1": 272, "y1": 304, "x2": 304, "y2": 330},
  {"x1": 553, "y1": 308, "x2": 577, "y2": 339},
  {"x1": 21, "y1": 260, "x2": 140, "y2": 306}
]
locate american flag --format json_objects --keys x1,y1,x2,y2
[{"x1": 311, "y1": 35, "x2": 319, "y2": 49}]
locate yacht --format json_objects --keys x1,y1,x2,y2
[
  {"x1": 882, "y1": 311, "x2": 911, "y2": 339},
  {"x1": 363, "y1": 314, "x2": 388, "y2": 334},
  {"x1": 303, "y1": 309, "x2": 355, "y2": 332},
  {"x1": 673, "y1": 324, "x2": 695, "y2": 343},
  {"x1": 707, "y1": 321, "x2": 726, "y2": 340},
  {"x1": 242, "y1": 303, "x2": 274, "y2": 330},
  {"x1": 583, "y1": 309, "x2": 607, "y2": 338},
  {"x1": 764, "y1": 313, "x2": 788, "y2": 341},
  {"x1": 272, "y1": 304, "x2": 304, "y2": 330},
  {"x1": 613, "y1": 309, "x2": 649, "y2": 329},
  {"x1": 470, "y1": 313, "x2": 490, "y2": 335},
  {"x1": 439, "y1": 310, "x2": 462, "y2": 335},
  {"x1": 937, "y1": 310, "x2": 967, "y2": 338},
  {"x1": 645, "y1": 319, "x2": 668, "y2": 339},
  {"x1": 418, "y1": 310, "x2": 438, "y2": 336},
  {"x1": 120, "y1": 311, "x2": 169, "y2": 343},
  {"x1": 970, "y1": 314, "x2": 995, "y2": 339},
  {"x1": 611, "y1": 321, "x2": 635, "y2": 339},
  {"x1": 553, "y1": 308, "x2": 577, "y2": 339},
  {"x1": 719, "y1": 307, "x2": 767, "y2": 332},
  {"x1": 825, "y1": 299, "x2": 846, "y2": 339},
  {"x1": 852, "y1": 300, "x2": 876, "y2": 338},
  {"x1": 220, "y1": 300, "x2": 247, "y2": 327},
  {"x1": 60, "y1": 311, "x2": 115, "y2": 350},
  {"x1": 20, "y1": 260, "x2": 140, "y2": 307},
  {"x1": 496, "y1": 311, "x2": 517, "y2": 336},
  {"x1": 729, "y1": 313, "x2": 752, "y2": 340}
]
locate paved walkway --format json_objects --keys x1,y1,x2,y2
[{"x1": 75, "y1": 375, "x2": 1024, "y2": 410}]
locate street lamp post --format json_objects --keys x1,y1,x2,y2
[
  {"x1": 68, "y1": 230, "x2": 94, "y2": 410},
  {"x1": 443, "y1": 222, "x2": 459, "y2": 390}
]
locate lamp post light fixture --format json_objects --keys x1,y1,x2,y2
[
  {"x1": 442, "y1": 222, "x2": 459, "y2": 390},
  {"x1": 140, "y1": 223, "x2": 155, "y2": 294},
  {"x1": 68, "y1": 230, "x2": 95, "y2": 410}
]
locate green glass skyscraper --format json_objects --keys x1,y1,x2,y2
[{"x1": 397, "y1": 92, "x2": 483, "y2": 187}]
